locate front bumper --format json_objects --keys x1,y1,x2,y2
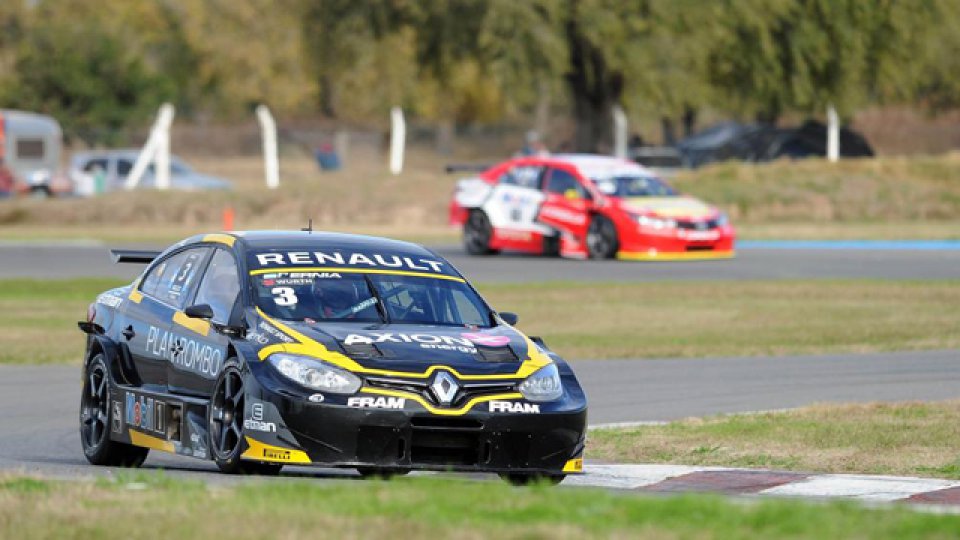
[
  {"x1": 242, "y1": 364, "x2": 587, "y2": 474},
  {"x1": 617, "y1": 224, "x2": 736, "y2": 260}
]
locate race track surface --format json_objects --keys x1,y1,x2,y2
[
  {"x1": 2, "y1": 243, "x2": 960, "y2": 281},
  {"x1": 2, "y1": 349, "x2": 957, "y2": 481}
]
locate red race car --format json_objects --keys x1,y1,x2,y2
[{"x1": 449, "y1": 154, "x2": 735, "y2": 260}]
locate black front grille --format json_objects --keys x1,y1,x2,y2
[
  {"x1": 365, "y1": 376, "x2": 517, "y2": 407},
  {"x1": 410, "y1": 430, "x2": 481, "y2": 466},
  {"x1": 686, "y1": 245, "x2": 715, "y2": 252},
  {"x1": 676, "y1": 219, "x2": 719, "y2": 231},
  {"x1": 410, "y1": 417, "x2": 483, "y2": 430}
]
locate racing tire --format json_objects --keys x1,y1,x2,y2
[
  {"x1": 208, "y1": 360, "x2": 283, "y2": 476},
  {"x1": 80, "y1": 354, "x2": 150, "y2": 467},
  {"x1": 586, "y1": 215, "x2": 619, "y2": 259},
  {"x1": 499, "y1": 473, "x2": 565, "y2": 486},
  {"x1": 356, "y1": 467, "x2": 412, "y2": 480},
  {"x1": 463, "y1": 210, "x2": 500, "y2": 256},
  {"x1": 542, "y1": 233, "x2": 561, "y2": 257}
]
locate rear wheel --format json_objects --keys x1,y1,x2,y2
[
  {"x1": 542, "y1": 233, "x2": 561, "y2": 257},
  {"x1": 80, "y1": 354, "x2": 149, "y2": 467},
  {"x1": 499, "y1": 473, "x2": 565, "y2": 486},
  {"x1": 586, "y1": 215, "x2": 619, "y2": 259},
  {"x1": 209, "y1": 362, "x2": 282, "y2": 476},
  {"x1": 463, "y1": 210, "x2": 499, "y2": 255}
]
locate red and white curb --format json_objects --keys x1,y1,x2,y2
[{"x1": 566, "y1": 464, "x2": 960, "y2": 507}]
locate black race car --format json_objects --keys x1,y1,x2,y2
[{"x1": 79, "y1": 231, "x2": 587, "y2": 483}]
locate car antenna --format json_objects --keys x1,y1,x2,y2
[{"x1": 301, "y1": 219, "x2": 313, "y2": 234}]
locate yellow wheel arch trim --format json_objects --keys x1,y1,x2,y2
[
  {"x1": 255, "y1": 308, "x2": 553, "y2": 381},
  {"x1": 128, "y1": 430, "x2": 175, "y2": 453},
  {"x1": 362, "y1": 387, "x2": 523, "y2": 416},
  {"x1": 202, "y1": 233, "x2": 236, "y2": 247},
  {"x1": 250, "y1": 266, "x2": 466, "y2": 283},
  {"x1": 616, "y1": 250, "x2": 735, "y2": 261},
  {"x1": 242, "y1": 436, "x2": 311, "y2": 464}
]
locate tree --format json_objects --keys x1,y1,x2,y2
[
  {"x1": 1, "y1": 15, "x2": 173, "y2": 144},
  {"x1": 708, "y1": 0, "x2": 938, "y2": 123}
]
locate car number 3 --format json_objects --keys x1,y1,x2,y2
[{"x1": 271, "y1": 287, "x2": 298, "y2": 306}]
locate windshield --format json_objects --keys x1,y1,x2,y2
[
  {"x1": 590, "y1": 175, "x2": 677, "y2": 198},
  {"x1": 252, "y1": 271, "x2": 492, "y2": 327}
]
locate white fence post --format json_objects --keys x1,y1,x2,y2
[
  {"x1": 125, "y1": 103, "x2": 175, "y2": 190},
  {"x1": 612, "y1": 105, "x2": 628, "y2": 159},
  {"x1": 390, "y1": 106, "x2": 405, "y2": 175},
  {"x1": 827, "y1": 103, "x2": 840, "y2": 163},
  {"x1": 256, "y1": 105, "x2": 280, "y2": 189}
]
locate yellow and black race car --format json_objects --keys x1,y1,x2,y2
[{"x1": 79, "y1": 231, "x2": 587, "y2": 483}]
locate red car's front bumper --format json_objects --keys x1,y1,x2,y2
[{"x1": 616, "y1": 223, "x2": 736, "y2": 261}]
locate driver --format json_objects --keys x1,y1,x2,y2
[{"x1": 312, "y1": 278, "x2": 362, "y2": 318}]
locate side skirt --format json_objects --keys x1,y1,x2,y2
[{"x1": 108, "y1": 381, "x2": 212, "y2": 461}]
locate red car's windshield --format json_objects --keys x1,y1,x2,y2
[{"x1": 590, "y1": 175, "x2": 677, "y2": 198}]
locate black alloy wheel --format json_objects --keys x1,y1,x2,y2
[
  {"x1": 209, "y1": 362, "x2": 282, "y2": 475},
  {"x1": 586, "y1": 215, "x2": 619, "y2": 259},
  {"x1": 80, "y1": 353, "x2": 149, "y2": 467},
  {"x1": 464, "y1": 210, "x2": 499, "y2": 255}
]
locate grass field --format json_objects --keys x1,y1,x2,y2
[
  {"x1": 2, "y1": 278, "x2": 959, "y2": 365},
  {"x1": 589, "y1": 400, "x2": 960, "y2": 479},
  {"x1": 1, "y1": 151, "x2": 959, "y2": 243},
  {"x1": 2, "y1": 474, "x2": 959, "y2": 539}
]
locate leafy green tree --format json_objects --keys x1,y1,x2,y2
[
  {"x1": 708, "y1": 0, "x2": 937, "y2": 123},
  {"x1": 1, "y1": 15, "x2": 173, "y2": 144}
]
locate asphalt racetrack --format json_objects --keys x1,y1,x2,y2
[
  {"x1": 1, "y1": 241, "x2": 959, "y2": 485},
  {"x1": 2, "y1": 242, "x2": 960, "y2": 281},
  {"x1": 2, "y1": 349, "x2": 958, "y2": 480}
]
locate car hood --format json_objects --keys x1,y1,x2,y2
[
  {"x1": 258, "y1": 319, "x2": 540, "y2": 377},
  {"x1": 622, "y1": 196, "x2": 715, "y2": 219}
]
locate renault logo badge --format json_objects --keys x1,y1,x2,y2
[{"x1": 430, "y1": 371, "x2": 459, "y2": 406}]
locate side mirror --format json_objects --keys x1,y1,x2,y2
[
  {"x1": 499, "y1": 312, "x2": 519, "y2": 325},
  {"x1": 184, "y1": 304, "x2": 214, "y2": 320}
]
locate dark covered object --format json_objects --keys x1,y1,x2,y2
[{"x1": 675, "y1": 120, "x2": 874, "y2": 168}]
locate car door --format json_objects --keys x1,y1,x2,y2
[
  {"x1": 481, "y1": 163, "x2": 551, "y2": 234},
  {"x1": 168, "y1": 247, "x2": 241, "y2": 396},
  {"x1": 535, "y1": 166, "x2": 593, "y2": 241},
  {"x1": 121, "y1": 247, "x2": 211, "y2": 389}
]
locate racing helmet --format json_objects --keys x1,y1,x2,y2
[{"x1": 311, "y1": 277, "x2": 361, "y2": 315}]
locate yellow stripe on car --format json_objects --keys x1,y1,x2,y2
[
  {"x1": 202, "y1": 233, "x2": 236, "y2": 247},
  {"x1": 128, "y1": 278, "x2": 143, "y2": 303},
  {"x1": 128, "y1": 430, "x2": 175, "y2": 453},
  {"x1": 617, "y1": 250, "x2": 735, "y2": 261},
  {"x1": 172, "y1": 311, "x2": 210, "y2": 336},
  {"x1": 250, "y1": 266, "x2": 466, "y2": 283},
  {"x1": 241, "y1": 436, "x2": 311, "y2": 464},
  {"x1": 255, "y1": 309, "x2": 552, "y2": 381}
]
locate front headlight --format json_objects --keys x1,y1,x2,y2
[
  {"x1": 715, "y1": 212, "x2": 729, "y2": 227},
  {"x1": 518, "y1": 363, "x2": 563, "y2": 402},
  {"x1": 636, "y1": 214, "x2": 676, "y2": 230},
  {"x1": 267, "y1": 353, "x2": 362, "y2": 394}
]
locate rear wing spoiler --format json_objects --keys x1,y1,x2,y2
[
  {"x1": 444, "y1": 163, "x2": 491, "y2": 174},
  {"x1": 110, "y1": 249, "x2": 161, "y2": 264}
]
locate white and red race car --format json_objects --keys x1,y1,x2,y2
[{"x1": 449, "y1": 154, "x2": 735, "y2": 260}]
